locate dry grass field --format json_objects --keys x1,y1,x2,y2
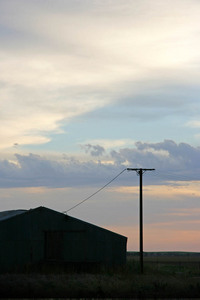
[{"x1": 0, "y1": 252, "x2": 200, "y2": 298}]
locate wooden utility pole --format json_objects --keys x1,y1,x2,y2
[{"x1": 127, "y1": 168, "x2": 155, "y2": 274}]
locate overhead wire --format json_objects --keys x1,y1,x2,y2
[
  {"x1": 64, "y1": 167, "x2": 200, "y2": 214},
  {"x1": 64, "y1": 168, "x2": 127, "y2": 214}
]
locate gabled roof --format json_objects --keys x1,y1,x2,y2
[{"x1": 0, "y1": 206, "x2": 127, "y2": 240}]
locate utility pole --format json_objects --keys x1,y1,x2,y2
[{"x1": 127, "y1": 168, "x2": 155, "y2": 273}]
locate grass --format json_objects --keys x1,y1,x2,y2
[{"x1": 0, "y1": 254, "x2": 200, "y2": 298}]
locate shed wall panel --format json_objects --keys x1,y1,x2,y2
[{"x1": 0, "y1": 207, "x2": 127, "y2": 271}]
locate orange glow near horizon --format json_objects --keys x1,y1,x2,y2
[
  {"x1": 110, "y1": 181, "x2": 200, "y2": 200},
  {"x1": 109, "y1": 224, "x2": 200, "y2": 252},
  {"x1": 108, "y1": 181, "x2": 200, "y2": 252}
]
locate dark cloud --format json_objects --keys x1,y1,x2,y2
[
  {"x1": 111, "y1": 140, "x2": 200, "y2": 182},
  {"x1": 0, "y1": 140, "x2": 200, "y2": 188},
  {"x1": 0, "y1": 153, "x2": 117, "y2": 188},
  {"x1": 81, "y1": 144, "x2": 105, "y2": 157}
]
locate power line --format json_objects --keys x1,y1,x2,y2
[{"x1": 64, "y1": 168, "x2": 127, "y2": 214}]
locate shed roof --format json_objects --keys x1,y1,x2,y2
[
  {"x1": 0, "y1": 209, "x2": 27, "y2": 222},
  {"x1": 0, "y1": 206, "x2": 127, "y2": 240}
]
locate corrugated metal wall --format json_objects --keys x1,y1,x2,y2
[{"x1": 0, "y1": 207, "x2": 127, "y2": 271}]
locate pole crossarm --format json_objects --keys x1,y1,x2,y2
[
  {"x1": 127, "y1": 168, "x2": 155, "y2": 173},
  {"x1": 127, "y1": 168, "x2": 155, "y2": 176}
]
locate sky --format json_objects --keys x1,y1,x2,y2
[{"x1": 0, "y1": 0, "x2": 200, "y2": 251}]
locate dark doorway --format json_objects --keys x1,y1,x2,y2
[{"x1": 45, "y1": 231, "x2": 64, "y2": 261}]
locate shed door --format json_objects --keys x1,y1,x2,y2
[
  {"x1": 64, "y1": 231, "x2": 86, "y2": 262},
  {"x1": 45, "y1": 231, "x2": 64, "y2": 261}
]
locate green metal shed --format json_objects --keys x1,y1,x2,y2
[{"x1": 0, "y1": 206, "x2": 127, "y2": 271}]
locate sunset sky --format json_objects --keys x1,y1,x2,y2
[{"x1": 0, "y1": 0, "x2": 200, "y2": 251}]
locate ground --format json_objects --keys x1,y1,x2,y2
[{"x1": 0, "y1": 252, "x2": 200, "y2": 298}]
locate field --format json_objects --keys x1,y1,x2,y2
[{"x1": 0, "y1": 252, "x2": 200, "y2": 298}]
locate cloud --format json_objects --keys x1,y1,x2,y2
[
  {"x1": 0, "y1": 1, "x2": 200, "y2": 149},
  {"x1": 0, "y1": 153, "x2": 118, "y2": 188},
  {"x1": 0, "y1": 140, "x2": 200, "y2": 188},
  {"x1": 111, "y1": 139, "x2": 200, "y2": 174},
  {"x1": 81, "y1": 139, "x2": 135, "y2": 150},
  {"x1": 186, "y1": 120, "x2": 200, "y2": 128},
  {"x1": 81, "y1": 144, "x2": 105, "y2": 157}
]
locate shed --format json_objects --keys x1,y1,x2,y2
[{"x1": 0, "y1": 206, "x2": 127, "y2": 271}]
